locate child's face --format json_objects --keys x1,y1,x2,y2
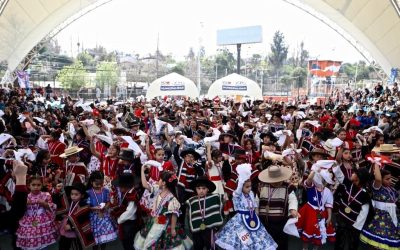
[
  {"x1": 338, "y1": 131, "x2": 347, "y2": 141},
  {"x1": 67, "y1": 154, "x2": 79, "y2": 163},
  {"x1": 196, "y1": 186, "x2": 209, "y2": 198},
  {"x1": 92, "y1": 179, "x2": 103, "y2": 190},
  {"x1": 107, "y1": 145, "x2": 118, "y2": 157},
  {"x1": 343, "y1": 150, "x2": 352, "y2": 160},
  {"x1": 223, "y1": 135, "x2": 232, "y2": 144},
  {"x1": 184, "y1": 154, "x2": 194, "y2": 163},
  {"x1": 213, "y1": 155, "x2": 223, "y2": 163},
  {"x1": 70, "y1": 190, "x2": 82, "y2": 202},
  {"x1": 155, "y1": 150, "x2": 165, "y2": 161},
  {"x1": 42, "y1": 154, "x2": 51, "y2": 166},
  {"x1": 312, "y1": 154, "x2": 323, "y2": 161},
  {"x1": 30, "y1": 179, "x2": 42, "y2": 194},
  {"x1": 383, "y1": 174, "x2": 392, "y2": 187},
  {"x1": 242, "y1": 181, "x2": 252, "y2": 194},
  {"x1": 158, "y1": 178, "x2": 166, "y2": 188}
]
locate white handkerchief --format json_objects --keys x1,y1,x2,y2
[
  {"x1": 283, "y1": 217, "x2": 300, "y2": 238},
  {"x1": 0, "y1": 133, "x2": 12, "y2": 146}
]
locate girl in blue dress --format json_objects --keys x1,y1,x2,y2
[
  {"x1": 87, "y1": 171, "x2": 118, "y2": 249},
  {"x1": 215, "y1": 164, "x2": 277, "y2": 250},
  {"x1": 360, "y1": 163, "x2": 400, "y2": 249}
]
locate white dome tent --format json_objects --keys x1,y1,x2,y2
[
  {"x1": 207, "y1": 73, "x2": 263, "y2": 99},
  {"x1": 145, "y1": 72, "x2": 199, "y2": 99}
]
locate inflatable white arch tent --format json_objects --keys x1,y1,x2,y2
[
  {"x1": 145, "y1": 73, "x2": 199, "y2": 99},
  {"x1": 207, "y1": 73, "x2": 263, "y2": 99}
]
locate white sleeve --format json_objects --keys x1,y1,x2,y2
[
  {"x1": 233, "y1": 180, "x2": 244, "y2": 197},
  {"x1": 333, "y1": 166, "x2": 345, "y2": 184},
  {"x1": 352, "y1": 203, "x2": 369, "y2": 230},
  {"x1": 288, "y1": 190, "x2": 298, "y2": 213},
  {"x1": 117, "y1": 201, "x2": 137, "y2": 224},
  {"x1": 324, "y1": 188, "x2": 334, "y2": 208}
]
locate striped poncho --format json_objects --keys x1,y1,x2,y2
[{"x1": 186, "y1": 193, "x2": 224, "y2": 232}]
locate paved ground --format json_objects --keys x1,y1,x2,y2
[{"x1": 0, "y1": 234, "x2": 339, "y2": 250}]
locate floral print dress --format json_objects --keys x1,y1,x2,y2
[
  {"x1": 360, "y1": 185, "x2": 400, "y2": 250},
  {"x1": 134, "y1": 184, "x2": 189, "y2": 250}
]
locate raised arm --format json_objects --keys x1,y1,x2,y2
[
  {"x1": 372, "y1": 163, "x2": 382, "y2": 189},
  {"x1": 141, "y1": 163, "x2": 151, "y2": 191},
  {"x1": 89, "y1": 135, "x2": 101, "y2": 159}
]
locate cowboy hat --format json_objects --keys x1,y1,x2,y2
[
  {"x1": 375, "y1": 144, "x2": 400, "y2": 153},
  {"x1": 111, "y1": 172, "x2": 135, "y2": 188},
  {"x1": 193, "y1": 130, "x2": 206, "y2": 139},
  {"x1": 259, "y1": 103, "x2": 268, "y2": 110},
  {"x1": 65, "y1": 183, "x2": 88, "y2": 199},
  {"x1": 220, "y1": 131, "x2": 238, "y2": 142},
  {"x1": 118, "y1": 148, "x2": 135, "y2": 161},
  {"x1": 59, "y1": 146, "x2": 83, "y2": 158},
  {"x1": 258, "y1": 165, "x2": 293, "y2": 183},
  {"x1": 259, "y1": 132, "x2": 277, "y2": 142},
  {"x1": 309, "y1": 148, "x2": 330, "y2": 158},
  {"x1": 190, "y1": 176, "x2": 216, "y2": 193},
  {"x1": 234, "y1": 148, "x2": 248, "y2": 160},
  {"x1": 180, "y1": 148, "x2": 201, "y2": 160}
]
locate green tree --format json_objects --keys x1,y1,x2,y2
[
  {"x1": 56, "y1": 60, "x2": 87, "y2": 90},
  {"x1": 291, "y1": 67, "x2": 308, "y2": 88},
  {"x1": 77, "y1": 52, "x2": 95, "y2": 69},
  {"x1": 215, "y1": 48, "x2": 236, "y2": 75},
  {"x1": 95, "y1": 62, "x2": 119, "y2": 90},
  {"x1": 268, "y1": 31, "x2": 289, "y2": 76},
  {"x1": 170, "y1": 62, "x2": 185, "y2": 75}
]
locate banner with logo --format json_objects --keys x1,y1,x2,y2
[
  {"x1": 160, "y1": 81, "x2": 185, "y2": 91},
  {"x1": 221, "y1": 81, "x2": 247, "y2": 91},
  {"x1": 308, "y1": 60, "x2": 342, "y2": 77},
  {"x1": 17, "y1": 71, "x2": 30, "y2": 89}
]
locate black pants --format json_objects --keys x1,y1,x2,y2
[
  {"x1": 334, "y1": 216, "x2": 361, "y2": 250},
  {"x1": 192, "y1": 228, "x2": 212, "y2": 250},
  {"x1": 121, "y1": 220, "x2": 140, "y2": 250},
  {"x1": 59, "y1": 236, "x2": 83, "y2": 250},
  {"x1": 265, "y1": 220, "x2": 288, "y2": 250}
]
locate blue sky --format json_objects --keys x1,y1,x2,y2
[{"x1": 55, "y1": 0, "x2": 365, "y2": 63}]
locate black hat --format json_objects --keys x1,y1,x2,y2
[
  {"x1": 128, "y1": 117, "x2": 140, "y2": 127},
  {"x1": 65, "y1": 183, "x2": 88, "y2": 199},
  {"x1": 220, "y1": 131, "x2": 238, "y2": 142},
  {"x1": 190, "y1": 176, "x2": 216, "y2": 193},
  {"x1": 118, "y1": 148, "x2": 135, "y2": 162},
  {"x1": 199, "y1": 119, "x2": 210, "y2": 128},
  {"x1": 194, "y1": 130, "x2": 206, "y2": 139},
  {"x1": 286, "y1": 105, "x2": 297, "y2": 110},
  {"x1": 168, "y1": 115, "x2": 177, "y2": 123},
  {"x1": 260, "y1": 132, "x2": 277, "y2": 142},
  {"x1": 180, "y1": 148, "x2": 201, "y2": 160},
  {"x1": 17, "y1": 133, "x2": 31, "y2": 140},
  {"x1": 234, "y1": 148, "x2": 247, "y2": 160},
  {"x1": 111, "y1": 172, "x2": 135, "y2": 188},
  {"x1": 354, "y1": 167, "x2": 371, "y2": 187}
]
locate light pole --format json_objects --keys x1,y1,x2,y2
[
  {"x1": 215, "y1": 63, "x2": 218, "y2": 81},
  {"x1": 260, "y1": 70, "x2": 264, "y2": 96}
]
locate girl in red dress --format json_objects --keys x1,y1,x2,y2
[
  {"x1": 43, "y1": 130, "x2": 66, "y2": 169},
  {"x1": 140, "y1": 147, "x2": 174, "y2": 214},
  {"x1": 90, "y1": 135, "x2": 120, "y2": 181}
]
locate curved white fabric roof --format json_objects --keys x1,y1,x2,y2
[
  {"x1": 300, "y1": 0, "x2": 400, "y2": 76},
  {"x1": 207, "y1": 73, "x2": 263, "y2": 99},
  {"x1": 146, "y1": 73, "x2": 199, "y2": 99},
  {"x1": 0, "y1": 0, "x2": 399, "y2": 76},
  {"x1": 0, "y1": 0, "x2": 101, "y2": 71}
]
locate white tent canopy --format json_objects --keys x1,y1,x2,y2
[
  {"x1": 145, "y1": 73, "x2": 199, "y2": 99},
  {"x1": 207, "y1": 73, "x2": 263, "y2": 99}
]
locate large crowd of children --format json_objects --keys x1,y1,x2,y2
[{"x1": 0, "y1": 82, "x2": 399, "y2": 250}]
